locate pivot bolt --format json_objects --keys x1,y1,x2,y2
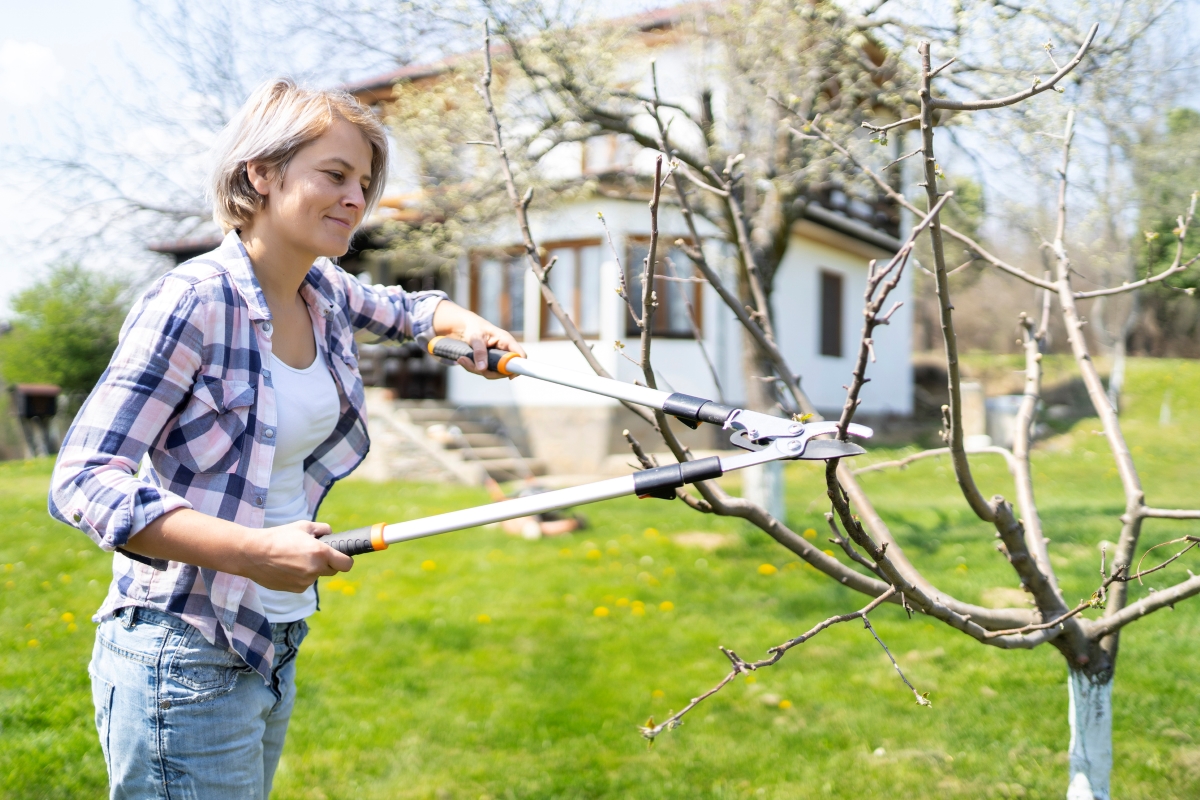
[
  {"x1": 788, "y1": 423, "x2": 802, "y2": 434},
  {"x1": 787, "y1": 439, "x2": 803, "y2": 453}
]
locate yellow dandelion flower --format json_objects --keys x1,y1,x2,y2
[
  {"x1": 631, "y1": 605, "x2": 646, "y2": 616},
  {"x1": 3, "y1": 563, "x2": 12, "y2": 571},
  {"x1": 616, "y1": 598, "x2": 629, "y2": 607},
  {"x1": 421, "y1": 560, "x2": 437, "y2": 571},
  {"x1": 823, "y1": 549, "x2": 835, "y2": 557},
  {"x1": 341, "y1": 584, "x2": 356, "y2": 596},
  {"x1": 326, "y1": 577, "x2": 346, "y2": 591},
  {"x1": 758, "y1": 563, "x2": 778, "y2": 575},
  {"x1": 663, "y1": 567, "x2": 676, "y2": 577},
  {"x1": 59, "y1": 574, "x2": 72, "y2": 583},
  {"x1": 652, "y1": 689, "x2": 665, "y2": 698},
  {"x1": 644, "y1": 528, "x2": 659, "y2": 538},
  {"x1": 586, "y1": 549, "x2": 602, "y2": 560},
  {"x1": 659, "y1": 601, "x2": 674, "y2": 612},
  {"x1": 61, "y1": 612, "x2": 74, "y2": 623},
  {"x1": 779, "y1": 700, "x2": 793, "y2": 710},
  {"x1": 477, "y1": 614, "x2": 492, "y2": 624},
  {"x1": 956, "y1": 563, "x2": 968, "y2": 573},
  {"x1": 745, "y1": 675, "x2": 757, "y2": 684},
  {"x1": 593, "y1": 606, "x2": 610, "y2": 618},
  {"x1": 41, "y1": 581, "x2": 51, "y2": 590},
  {"x1": 67, "y1": 623, "x2": 78, "y2": 633},
  {"x1": 803, "y1": 528, "x2": 817, "y2": 540},
  {"x1": 27, "y1": 639, "x2": 38, "y2": 648}
]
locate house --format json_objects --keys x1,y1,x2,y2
[
  {"x1": 342, "y1": 7, "x2": 911, "y2": 479},
  {"x1": 151, "y1": 7, "x2": 912, "y2": 482}
]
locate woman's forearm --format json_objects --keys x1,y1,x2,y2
[
  {"x1": 121, "y1": 509, "x2": 352, "y2": 592},
  {"x1": 120, "y1": 508, "x2": 254, "y2": 574}
]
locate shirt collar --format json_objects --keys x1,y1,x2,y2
[
  {"x1": 216, "y1": 231, "x2": 272, "y2": 322},
  {"x1": 216, "y1": 230, "x2": 336, "y2": 322}
]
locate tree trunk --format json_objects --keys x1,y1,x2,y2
[{"x1": 1067, "y1": 668, "x2": 1113, "y2": 800}]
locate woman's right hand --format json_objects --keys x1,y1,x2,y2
[{"x1": 241, "y1": 520, "x2": 354, "y2": 592}]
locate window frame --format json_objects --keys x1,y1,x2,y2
[
  {"x1": 538, "y1": 238, "x2": 605, "y2": 339},
  {"x1": 623, "y1": 236, "x2": 703, "y2": 340},
  {"x1": 467, "y1": 246, "x2": 526, "y2": 336}
]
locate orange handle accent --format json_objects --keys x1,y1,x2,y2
[{"x1": 370, "y1": 522, "x2": 388, "y2": 552}]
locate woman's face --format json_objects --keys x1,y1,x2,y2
[{"x1": 247, "y1": 119, "x2": 374, "y2": 258}]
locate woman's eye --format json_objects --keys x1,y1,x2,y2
[{"x1": 327, "y1": 171, "x2": 344, "y2": 182}]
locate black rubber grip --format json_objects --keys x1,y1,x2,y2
[
  {"x1": 662, "y1": 393, "x2": 736, "y2": 429},
  {"x1": 632, "y1": 456, "x2": 724, "y2": 500},
  {"x1": 697, "y1": 401, "x2": 736, "y2": 425},
  {"x1": 429, "y1": 338, "x2": 512, "y2": 372},
  {"x1": 320, "y1": 528, "x2": 380, "y2": 556}
]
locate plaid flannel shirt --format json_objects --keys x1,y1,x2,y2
[{"x1": 49, "y1": 231, "x2": 445, "y2": 682}]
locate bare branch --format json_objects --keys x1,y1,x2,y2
[
  {"x1": 638, "y1": 588, "x2": 920, "y2": 743},
  {"x1": 1141, "y1": 507, "x2": 1200, "y2": 520},
  {"x1": 929, "y1": 23, "x2": 1098, "y2": 111}
]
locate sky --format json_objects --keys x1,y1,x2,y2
[{"x1": 0, "y1": 1, "x2": 163, "y2": 315}]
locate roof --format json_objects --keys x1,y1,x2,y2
[
  {"x1": 13, "y1": 384, "x2": 60, "y2": 396},
  {"x1": 344, "y1": 4, "x2": 700, "y2": 104}
]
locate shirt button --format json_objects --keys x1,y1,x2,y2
[
  {"x1": 263, "y1": 369, "x2": 271, "y2": 380},
  {"x1": 72, "y1": 511, "x2": 83, "y2": 523},
  {"x1": 264, "y1": 428, "x2": 275, "y2": 439},
  {"x1": 255, "y1": 496, "x2": 264, "y2": 506},
  {"x1": 262, "y1": 321, "x2": 272, "y2": 333}
]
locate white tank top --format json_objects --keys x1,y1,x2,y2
[{"x1": 253, "y1": 348, "x2": 341, "y2": 623}]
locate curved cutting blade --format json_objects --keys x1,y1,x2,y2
[{"x1": 798, "y1": 439, "x2": 867, "y2": 460}]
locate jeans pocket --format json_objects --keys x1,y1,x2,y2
[{"x1": 163, "y1": 624, "x2": 244, "y2": 705}]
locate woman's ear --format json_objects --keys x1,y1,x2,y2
[{"x1": 245, "y1": 161, "x2": 276, "y2": 198}]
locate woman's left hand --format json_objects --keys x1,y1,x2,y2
[{"x1": 432, "y1": 301, "x2": 527, "y2": 380}]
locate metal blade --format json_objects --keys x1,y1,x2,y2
[{"x1": 797, "y1": 439, "x2": 867, "y2": 460}]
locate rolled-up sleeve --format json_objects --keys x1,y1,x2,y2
[
  {"x1": 337, "y1": 268, "x2": 446, "y2": 344},
  {"x1": 49, "y1": 276, "x2": 203, "y2": 551}
]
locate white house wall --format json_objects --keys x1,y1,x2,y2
[
  {"x1": 771, "y1": 231, "x2": 913, "y2": 416},
  {"x1": 450, "y1": 197, "x2": 741, "y2": 411}
]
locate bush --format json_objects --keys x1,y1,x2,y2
[{"x1": 0, "y1": 264, "x2": 133, "y2": 396}]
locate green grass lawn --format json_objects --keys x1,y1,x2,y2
[{"x1": 3, "y1": 358, "x2": 1199, "y2": 799}]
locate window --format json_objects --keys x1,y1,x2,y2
[
  {"x1": 541, "y1": 241, "x2": 604, "y2": 338},
  {"x1": 469, "y1": 251, "x2": 525, "y2": 336},
  {"x1": 819, "y1": 270, "x2": 843, "y2": 358},
  {"x1": 624, "y1": 241, "x2": 702, "y2": 338}
]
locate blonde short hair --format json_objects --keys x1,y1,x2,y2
[{"x1": 209, "y1": 78, "x2": 389, "y2": 233}]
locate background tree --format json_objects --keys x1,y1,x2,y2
[{"x1": 0, "y1": 264, "x2": 132, "y2": 396}]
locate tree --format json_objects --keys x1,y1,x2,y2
[
  {"x1": 0, "y1": 264, "x2": 132, "y2": 395},
  {"x1": 471, "y1": 13, "x2": 1200, "y2": 798},
  {"x1": 1129, "y1": 107, "x2": 1200, "y2": 357}
]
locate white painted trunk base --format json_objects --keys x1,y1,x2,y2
[
  {"x1": 1067, "y1": 670, "x2": 1113, "y2": 800},
  {"x1": 741, "y1": 461, "x2": 785, "y2": 521}
]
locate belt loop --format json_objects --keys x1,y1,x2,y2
[{"x1": 118, "y1": 606, "x2": 136, "y2": 629}]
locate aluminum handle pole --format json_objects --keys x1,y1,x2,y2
[{"x1": 380, "y1": 475, "x2": 637, "y2": 545}]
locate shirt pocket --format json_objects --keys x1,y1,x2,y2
[{"x1": 163, "y1": 373, "x2": 256, "y2": 474}]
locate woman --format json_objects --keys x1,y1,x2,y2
[{"x1": 49, "y1": 78, "x2": 522, "y2": 799}]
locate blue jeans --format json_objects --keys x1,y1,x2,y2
[{"x1": 89, "y1": 607, "x2": 308, "y2": 799}]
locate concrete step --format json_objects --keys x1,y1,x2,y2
[
  {"x1": 402, "y1": 407, "x2": 457, "y2": 422},
  {"x1": 456, "y1": 432, "x2": 509, "y2": 447},
  {"x1": 460, "y1": 446, "x2": 522, "y2": 459},
  {"x1": 476, "y1": 458, "x2": 548, "y2": 477}
]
